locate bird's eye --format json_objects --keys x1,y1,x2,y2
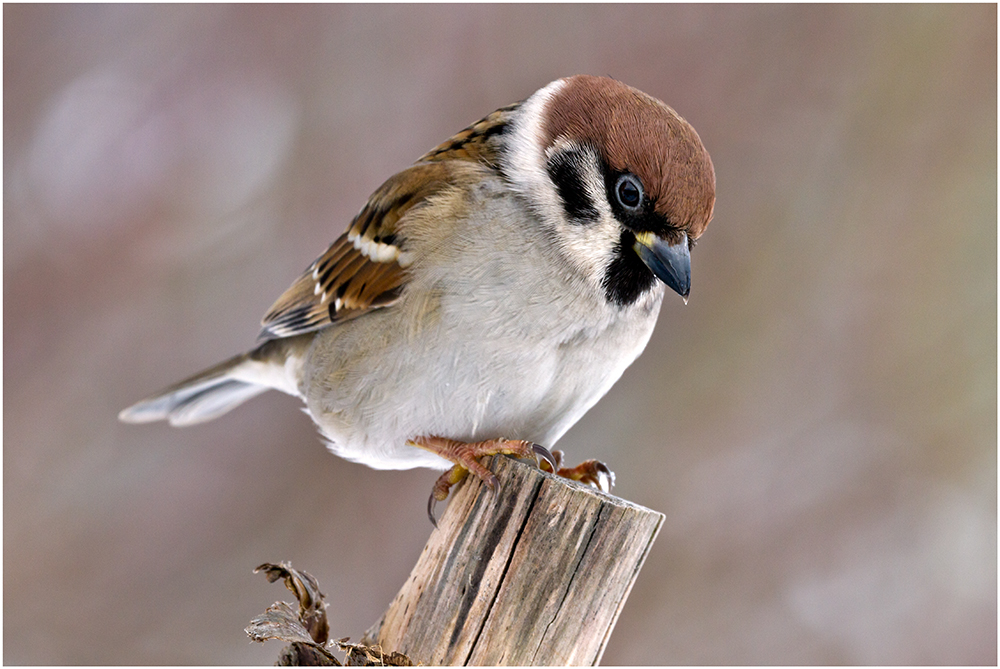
[{"x1": 616, "y1": 174, "x2": 643, "y2": 210}]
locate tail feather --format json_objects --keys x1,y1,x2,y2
[{"x1": 119, "y1": 339, "x2": 304, "y2": 426}]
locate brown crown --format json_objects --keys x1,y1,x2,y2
[{"x1": 540, "y1": 75, "x2": 716, "y2": 239}]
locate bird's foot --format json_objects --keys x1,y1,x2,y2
[
  {"x1": 539, "y1": 449, "x2": 616, "y2": 492},
  {"x1": 409, "y1": 436, "x2": 556, "y2": 527}
]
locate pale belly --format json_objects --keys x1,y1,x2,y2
[{"x1": 300, "y1": 287, "x2": 662, "y2": 471}]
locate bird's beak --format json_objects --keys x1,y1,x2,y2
[{"x1": 633, "y1": 231, "x2": 691, "y2": 302}]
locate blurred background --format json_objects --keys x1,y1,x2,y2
[{"x1": 4, "y1": 4, "x2": 996, "y2": 664}]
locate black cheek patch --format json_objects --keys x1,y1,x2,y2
[
  {"x1": 602, "y1": 230, "x2": 658, "y2": 307},
  {"x1": 546, "y1": 151, "x2": 599, "y2": 224}
]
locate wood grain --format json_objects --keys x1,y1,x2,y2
[{"x1": 363, "y1": 455, "x2": 664, "y2": 665}]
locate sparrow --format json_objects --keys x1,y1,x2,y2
[{"x1": 119, "y1": 75, "x2": 716, "y2": 522}]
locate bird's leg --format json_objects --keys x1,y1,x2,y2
[
  {"x1": 539, "y1": 449, "x2": 616, "y2": 492},
  {"x1": 409, "y1": 436, "x2": 556, "y2": 526}
]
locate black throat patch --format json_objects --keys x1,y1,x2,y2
[{"x1": 602, "y1": 229, "x2": 658, "y2": 307}]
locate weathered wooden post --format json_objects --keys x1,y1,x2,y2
[{"x1": 363, "y1": 455, "x2": 664, "y2": 665}]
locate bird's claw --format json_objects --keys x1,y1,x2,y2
[
  {"x1": 540, "y1": 454, "x2": 616, "y2": 493},
  {"x1": 590, "y1": 460, "x2": 616, "y2": 492},
  {"x1": 531, "y1": 442, "x2": 557, "y2": 472},
  {"x1": 416, "y1": 437, "x2": 612, "y2": 526},
  {"x1": 418, "y1": 437, "x2": 544, "y2": 526}
]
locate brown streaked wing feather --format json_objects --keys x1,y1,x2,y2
[
  {"x1": 417, "y1": 102, "x2": 520, "y2": 166},
  {"x1": 259, "y1": 232, "x2": 405, "y2": 339},
  {"x1": 260, "y1": 162, "x2": 455, "y2": 339},
  {"x1": 260, "y1": 101, "x2": 521, "y2": 340}
]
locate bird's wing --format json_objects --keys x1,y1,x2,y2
[{"x1": 259, "y1": 102, "x2": 520, "y2": 340}]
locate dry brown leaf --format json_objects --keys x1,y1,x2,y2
[
  {"x1": 247, "y1": 561, "x2": 413, "y2": 666},
  {"x1": 254, "y1": 562, "x2": 330, "y2": 644}
]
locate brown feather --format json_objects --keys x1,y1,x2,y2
[
  {"x1": 418, "y1": 103, "x2": 520, "y2": 166},
  {"x1": 260, "y1": 105, "x2": 517, "y2": 340},
  {"x1": 540, "y1": 75, "x2": 716, "y2": 240}
]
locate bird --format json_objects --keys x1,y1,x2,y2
[{"x1": 119, "y1": 75, "x2": 716, "y2": 523}]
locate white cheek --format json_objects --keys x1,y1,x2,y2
[
  {"x1": 505, "y1": 78, "x2": 627, "y2": 294},
  {"x1": 504, "y1": 78, "x2": 567, "y2": 220},
  {"x1": 548, "y1": 140, "x2": 623, "y2": 289},
  {"x1": 560, "y1": 217, "x2": 619, "y2": 277}
]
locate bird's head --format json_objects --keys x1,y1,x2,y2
[{"x1": 503, "y1": 74, "x2": 716, "y2": 306}]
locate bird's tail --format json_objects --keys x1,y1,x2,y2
[{"x1": 118, "y1": 337, "x2": 305, "y2": 427}]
